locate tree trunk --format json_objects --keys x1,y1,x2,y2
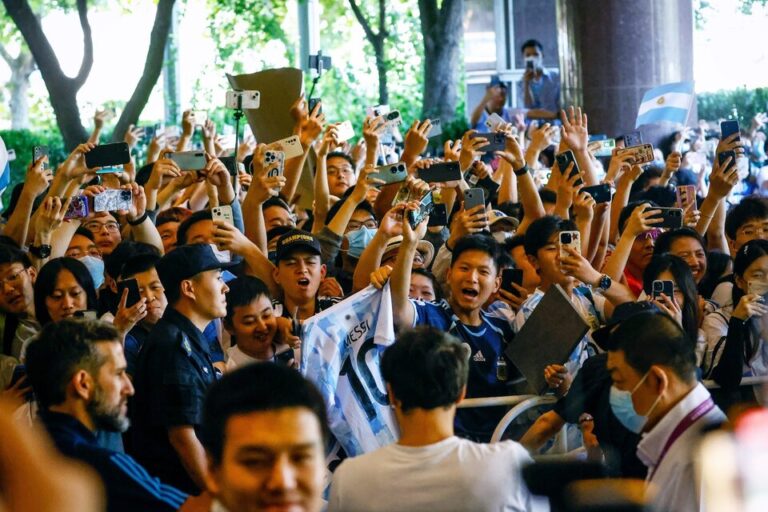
[
  {"x1": 348, "y1": 0, "x2": 389, "y2": 107},
  {"x1": 373, "y1": 40, "x2": 388, "y2": 106},
  {"x1": 418, "y1": 0, "x2": 464, "y2": 123},
  {"x1": 112, "y1": 0, "x2": 176, "y2": 141},
  {"x1": 9, "y1": 50, "x2": 34, "y2": 130}
]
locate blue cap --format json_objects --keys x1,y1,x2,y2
[{"x1": 157, "y1": 244, "x2": 237, "y2": 292}]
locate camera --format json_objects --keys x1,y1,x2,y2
[
  {"x1": 308, "y1": 53, "x2": 332, "y2": 73},
  {"x1": 225, "y1": 90, "x2": 261, "y2": 110},
  {"x1": 561, "y1": 233, "x2": 572, "y2": 244}
]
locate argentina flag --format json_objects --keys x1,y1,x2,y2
[
  {"x1": 635, "y1": 81, "x2": 695, "y2": 128},
  {"x1": 301, "y1": 284, "x2": 398, "y2": 458}
]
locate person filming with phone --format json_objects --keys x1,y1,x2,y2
[{"x1": 517, "y1": 39, "x2": 561, "y2": 121}]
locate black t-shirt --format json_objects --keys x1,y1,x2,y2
[
  {"x1": 553, "y1": 353, "x2": 647, "y2": 478},
  {"x1": 130, "y1": 308, "x2": 219, "y2": 493}
]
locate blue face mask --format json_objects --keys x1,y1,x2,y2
[
  {"x1": 609, "y1": 371, "x2": 661, "y2": 434},
  {"x1": 78, "y1": 255, "x2": 105, "y2": 290},
  {"x1": 346, "y1": 227, "x2": 377, "y2": 259}
]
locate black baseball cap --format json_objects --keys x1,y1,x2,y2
[
  {"x1": 157, "y1": 243, "x2": 236, "y2": 292},
  {"x1": 488, "y1": 75, "x2": 507, "y2": 88},
  {"x1": 592, "y1": 301, "x2": 661, "y2": 352},
  {"x1": 275, "y1": 229, "x2": 322, "y2": 263}
]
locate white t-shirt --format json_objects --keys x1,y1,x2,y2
[{"x1": 327, "y1": 436, "x2": 545, "y2": 512}]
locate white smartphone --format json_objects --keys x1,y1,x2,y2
[
  {"x1": 225, "y1": 90, "x2": 261, "y2": 109},
  {"x1": 264, "y1": 150, "x2": 285, "y2": 177},
  {"x1": 559, "y1": 231, "x2": 581, "y2": 259},
  {"x1": 485, "y1": 112, "x2": 505, "y2": 131},
  {"x1": 335, "y1": 121, "x2": 355, "y2": 141},
  {"x1": 191, "y1": 110, "x2": 207, "y2": 126},
  {"x1": 271, "y1": 135, "x2": 304, "y2": 159},
  {"x1": 212, "y1": 205, "x2": 234, "y2": 225}
]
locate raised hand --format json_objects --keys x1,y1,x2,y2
[
  {"x1": 124, "y1": 124, "x2": 144, "y2": 149},
  {"x1": 146, "y1": 158, "x2": 181, "y2": 191},
  {"x1": 495, "y1": 134, "x2": 525, "y2": 170},
  {"x1": 24, "y1": 155, "x2": 53, "y2": 199},
  {"x1": 560, "y1": 106, "x2": 589, "y2": 152},
  {"x1": 363, "y1": 115, "x2": 386, "y2": 149},
  {"x1": 181, "y1": 110, "x2": 194, "y2": 137},
  {"x1": 624, "y1": 203, "x2": 663, "y2": 238},
  {"x1": 708, "y1": 154, "x2": 739, "y2": 200},
  {"x1": 459, "y1": 130, "x2": 487, "y2": 172},
  {"x1": 112, "y1": 287, "x2": 148, "y2": 337},
  {"x1": 34, "y1": 196, "x2": 69, "y2": 238},
  {"x1": 443, "y1": 139, "x2": 461, "y2": 162},
  {"x1": 529, "y1": 122, "x2": 558, "y2": 153},
  {"x1": 403, "y1": 120, "x2": 432, "y2": 158}
]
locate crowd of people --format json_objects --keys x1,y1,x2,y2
[{"x1": 2, "y1": 37, "x2": 768, "y2": 512}]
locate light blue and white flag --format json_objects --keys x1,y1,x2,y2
[
  {"x1": 0, "y1": 135, "x2": 9, "y2": 210},
  {"x1": 301, "y1": 283, "x2": 398, "y2": 458},
  {"x1": 635, "y1": 81, "x2": 695, "y2": 128}
]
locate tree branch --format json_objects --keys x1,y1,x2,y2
[
  {"x1": 0, "y1": 41, "x2": 13, "y2": 66},
  {"x1": 72, "y1": 0, "x2": 94, "y2": 88},
  {"x1": 418, "y1": 0, "x2": 438, "y2": 30},
  {"x1": 378, "y1": 0, "x2": 388, "y2": 39},
  {"x1": 348, "y1": 0, "x2": 377, "y2": 44}
]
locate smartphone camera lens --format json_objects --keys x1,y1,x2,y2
[
  {"x1": 653, "y1": 282, "x2": 662, "y2": 292},
  {"x1": 562, "y1": 234, "x2": 572, "y2": 244}
]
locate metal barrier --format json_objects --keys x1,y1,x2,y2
[
  {"x1": 703, "y1": 376, "x2": 768, "y2": 389},
  {"x1": 490, "y1": 395, "x2": 558, "y2": 443},
  {"x1": 457, "y1": 394, "x2": 538, "y2": 409}
]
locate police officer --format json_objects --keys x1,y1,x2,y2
[{"x1": 130, "y1": 244, "x2": 233, "y2": 494}]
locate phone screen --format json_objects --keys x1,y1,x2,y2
[
  {"x1": 501, "y1": 268, "x2": 523, "y2": 296},
  {"x1": 118, "y1": 279, "x2": 142, "y2": 308}
]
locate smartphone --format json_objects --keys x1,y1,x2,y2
[
  {"x1": 191, "y1": 110, "x2": 207, "y2": 126},
  {"x1": 407, "y1": 190, "x2": 435, "y2": 229},
  {"x1": 464, "y1": 171, "x2": 501, "y2": 198},
  {"x1": 64, "y1": 195, "x2": 90, "y2": 219},
  {"x1": 555, "y1": 150, "x2": 582, "y2": 185},
  {"x1": 372, "y1": 162, "x2": 408, "y2": 186},
  {"x1": 219, "y1": 156, "x2": 244, "y2": 177},
  {"x1": 419, "y1": 161, "x2": 461, "y2": 183},
  {"x1": 652, "y1": 280, "x2": 675, "y2": 301},
  {"x1": 74, "y1": 310, "x2": 97, "y2": 320},
  {"x1": 165, "y1": 151, "x2": 205, "y2": 171},
  {"x1": 275, "y1": 348, "x2": 295, "y2": 366},
  {"x1": 485, "y1": 112, "x2": 505, "y2": 131},
  {"x1": 95, "y1": 166, "x2": 124, "y2": 175},
  {"x1": 117, "y1": 278, "x2": 142, "y2": 308},
  {"x1": 308, "y1": 53, "x2": 332, "y2": 71},
  {"x1": 718, "y1": 150, "x2": 737, "y2": 169},
  {"x1": 464, "y1": 187, "x2": 486, "y2": 211},
  {"x1": 212, "y1": 205, "x2": 234, "y2": 225},
  {"x1": 427, "y1": 119, "x2": 442, "y2": 138},
  {"x1": 501, "y1": 268, "x2": 524, "y2": 296},
  {"x1": 335, "y1": 121, "x2": 355, "y2": 141},
  {"x1": 93, "y1": 189, "x2": 132, "y2": 212},
  {"x1": 614, "y1": 143, "x2": 655, "y2": 165},
  {"x1": 676, "y1": 185, "x2": 697, "y2": 211},
  {"x1": 32, "y1": 145, "x2": 49, "y2": 171},
  {"x1": 720, "y1": 120, "x2": 740, "y2": 141},
  {"x1": 225, "y1": 90, "x2": 261, "y2": 109},
  {"x1": 271, "y1": 135, "x2": 304, "y2": 159},
  {"x1": 308, "y1": 97, "x2": 322, "y2": 115},
  {"x1": 559, "y1": 231, "x2": 581, "y2": 259},
  {"x1": 587, "y1": 139, "x2": 616, "y2": 157},
  {"x1": 525, "y1": 59, "x2": 534, "y2": 71},
  {"x1": 84, "y1": 142, "x2": 130, "y2": 169},
  {"x1": 647, "y1": 207, "x2": 684, "y2": 229},
  {"x1": 264, "y1": 150, "x2": 285, "y2": 177},
  {"x1": 581, "y1": 183, "x2": 611, "y2": 204},
  {"x1": 623, "y1": 131, "x2": 643, "y2": 147},
  {"x1": 471, "y1": 131, "x2": 506, "y2": 153},
  {"x1": 10, "y1": 365, "x2": 33, "y2": 401},
  {"x1": 427, "y1": 203, "x2": 448, "y2": 227},
  {"x1": 384, "y1": 110, "x2": 402, "y2": 128}
]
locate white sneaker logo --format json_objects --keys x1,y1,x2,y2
[{"x1": 473, "y1": 351, "x2": 486, "y2": 363}]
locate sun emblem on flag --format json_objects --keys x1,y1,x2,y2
[{"x1": 656, "y1": 96, "x2": 666, "y2": 105}]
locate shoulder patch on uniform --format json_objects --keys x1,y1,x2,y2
[{"x1": 182, "y1": 336, "x2": 192, "y2": 356}]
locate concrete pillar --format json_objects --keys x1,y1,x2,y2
[{"x1": 557, "y1": 0, "x2": 695, "y2": 141}]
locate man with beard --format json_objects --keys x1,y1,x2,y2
[{"x1": 25, "y1": 319, "x2": 188, "y2": 512}]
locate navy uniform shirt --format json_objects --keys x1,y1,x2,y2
[
  {"x1": 411, "y1": 299, "x2": 520, "y2": 442},
  {"x1": 131, "y1": 307, "x2": 219, "y2": 493},
  {"x1": 40, "y1": 410, "x2": 187, "y2": 512}
]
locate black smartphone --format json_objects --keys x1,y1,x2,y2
[
  {"x1": 32, "y1": 145, "x2": 49, "y2": 171},
  {"x1": 219, "y1": 156, "x2": 240, "y2": 177},
  {"x1": 623, "y1": 131, "x2": 643, "y2": 147},
  {"x1": 720, "y1": 120, "x2": 740, "y2": 141},
  {"x1": 308, "y1": 54, "x2": 332, "y2": 71},
  {"x1": 427, "y1": 203, "x2": 447, "y2": 227},
  {"x1": 652, "y1": 280, "x2": 675, "y2": 301},
  {"x1": 525, "y1": 59, "x2": 534, "y2": 71},
  {"x1": 501, "y1": 268, "x2": 523, "y2": 296},
  {"x1": 470, "y1": 132, "x2": 506, "y2": 153},
  {"x1": 555, "y1": 150, "x2": 582, "y2": 186},
  {"x1": 275, "y1": 348, "x2": 295, "y2": 366},
  {"x1": 581, "y1": 183, "x2": 611, "y2": 203},
  {"x1": 419, "y1": 161, "x2": 462, "y2": 183},
  {"x1": 117, "y1": 278, "x2": 142, "y2": 308},
  {"x1": 718, "y1": 150, "x2": 737, "y2": 169},
  {"x1": 308, "y1": 97, "x2": 322, "y2": 115},
  {"x1": 647, "y1": 207, "x2": 684, "y2": 229},
  {"x1": 10, "y1": 365, "x2": 33, "y2": 401},
  {"x1": 85, "y1": 142, "x2": 131, "y2": 169}
]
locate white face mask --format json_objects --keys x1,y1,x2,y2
[{"x1": 492, "y1": 231, "x2": 512, "y2": 243}]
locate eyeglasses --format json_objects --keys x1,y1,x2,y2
[
  {"x1": 0, "y1": 267, "x2": 27, "y2": 286},
  {"x1": 739, "y1": 226, "x2": 768, "y2": 238},
  {"x1": 638, "y1": 228, "x2": 662, "y2": 241},
  {"x1": 327, "y1": 166, "x2": 354, "y2": 177},
  {"x1": 84, "y1": 221, "x2": 120, "y2": 233},
  {"x1": 347, "y1": 219, "x2": 378, "y2": 231}
]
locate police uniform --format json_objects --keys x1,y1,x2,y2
[{"x1": 130, "y1": 244, "x2": 232, "y2": 494}]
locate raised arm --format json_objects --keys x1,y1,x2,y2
[
  {"x1": 390, "y1": 202, "x2": 427, "y2": 329},
  {"x1": 559, "y1": 107, "x2": 597, "y2": 186},
  {"x1": 609, "y1": 164, "x2": 643, "y2": 244},
  {"x1": 603, "y1": 203, "x2": 662, "y2": 285},
  {"x1": 400, "y1": 120, "x2": 431, "y2": 170},
  {"x1": 496, "y1": 134, "x2": 544, "y2": 234},
  {"x1": 3, "y1": 156, "x2": 51, "y2": 247},
  {"x1": 311, "y1": 127, "x2": 339, "y2": 232}
]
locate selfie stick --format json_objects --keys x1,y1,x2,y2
[
  {"x1": 307, "y1": 50, "x2": 327, "y2": 101},
  {"x1": 233, "y1": 94, "x2": 244, "y2": 172}
]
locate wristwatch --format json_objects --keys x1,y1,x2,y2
[
  {"x1": 29, "y1": 244, "x2": 52, "y2": 259},
  {"x1": 513, "y1": 164, "x2": 530, "y2": 177},
  {"x1": 596, "y1": 274, "x2": 612, "y2": 291}
]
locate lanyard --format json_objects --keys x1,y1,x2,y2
[{"x1": 648, "y1": 397, "x2": 715, "y2": 481}]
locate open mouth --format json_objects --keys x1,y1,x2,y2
[
  {"x1": 461, "y1": 288, "x2": 479, "y2": 300},
  {"x1": 297, "y1": 277, "x2": 310, "y2": 288}
]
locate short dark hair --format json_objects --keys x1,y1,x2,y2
[
  {"x1": 119, "y1": 253, "x2": 161, "y2": 281},
  {"x1": 634, "y1": 185, "x2": 676, "y2": 207},
  {"x1": 74, "y1": 226, "x2": 95, "y2": 242},
  {"x1": 411, "y1": 268, "x2": 443, "y2": 301},
  {"x1": 520, "y1": 39, "x2": 543, "y2": 54},
  {"x1": 611, "y1": 312, "x2": 696, "y2": 383},
  {"x1": 653, "y1": 227, "x2": 705, "y2": 258},
  {"x1": 176, "y1": 210, "x2": 213, "y2": 246},
  {"x1": 225, "y1": 276, "x2": 272, "y2": 326},
  {"x1": 25, "y1": 319, "x2": 120, "y2": 409},
  {"x1": 504, "y1": 234, "x2": 526, "y2": 253},
  {"x1": 105, "y1": 241, "x2": 160, "y2": 280},
  {"x1": 326, "y1": 188, "x2": 376, "y2": 226},
  {"x1": 450, "y1": 234, "x2": 500, "y2": 273},
  {"x1": 262, "y1": 196, "x2": 292, "y2": 214},
  {"x1": 0, "y1": 243, "x2": 31, "y2": 268},
  {"x1": 156, "y1": 206, "x2": 193, "y2": 228},
  {"x1": 725, "y1": 196, "x2": 768, "y2": 240},
  {"x1": 380, "y1": 326, "x2": 469, "y2": 413},
  {"x1": 524, "y1": 215, "x2": 577, "y2": 256},
  {"x1": 326, "y1": 151, "x2": 356, "y2": 170},
  {"x1": 201, "y1": 363, "x2": 329, "y2": 464},
  {"x1": 34, "y1": 258, "x2": 98, "y2": 325}
]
